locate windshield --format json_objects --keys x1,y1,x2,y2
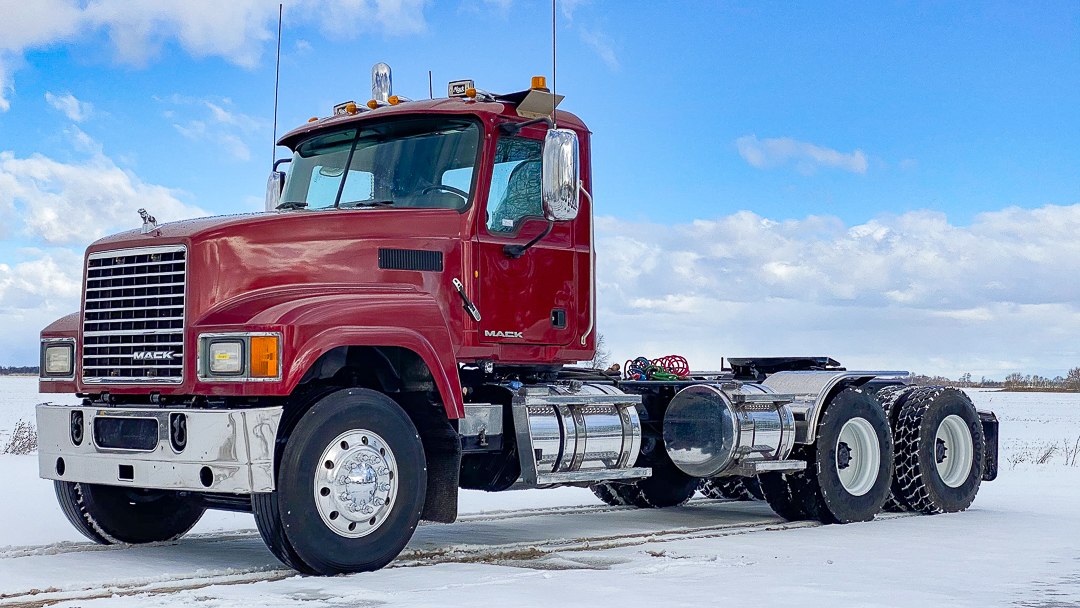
[{"x1": 281, "y1": 118, "x2": 480, "y2": 210}]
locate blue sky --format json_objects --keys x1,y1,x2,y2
[{"x1": 1, "y1": 0, "x2": 1078, "y2": 376}]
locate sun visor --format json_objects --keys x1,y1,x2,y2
[{"x1": 497, "y1": 88, "x2": 564, "y2": 119}]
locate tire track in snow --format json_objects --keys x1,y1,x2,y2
[
  {"x1": 0, "y1": 500, "x2": 684, "y2": 560},
  {"x1": 0, "y1": 511, "x2": 920, "y2": 607}
]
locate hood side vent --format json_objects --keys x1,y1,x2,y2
[{"x1": 378, "y1": 248, "x2": 443, "y2": 272}]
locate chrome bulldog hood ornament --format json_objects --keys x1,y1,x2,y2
[{"x1": 138, "y1": 208, "x2": 159, "y2": 235}]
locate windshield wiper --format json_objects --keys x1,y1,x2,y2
[
  {"x1": 342, "y1": 200, "x2": 395, "y2": 208},
  {"x1": 276, "y1": 201, "x2": 308, "y2": 210}
]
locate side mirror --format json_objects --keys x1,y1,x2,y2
[
  {"x1": 541, "y1": 128, "x2": 580, "y2": 222},
  {"x1": 265, "y1": 171, "x2": 285, "y2": 212}
]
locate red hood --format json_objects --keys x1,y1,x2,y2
[{"x1": 87, "y1": 208, "x2": 471, "y2": 326}]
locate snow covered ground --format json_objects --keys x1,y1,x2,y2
[{"x1": 1, "y1": 378, "x2": 1078, "y2": 607}]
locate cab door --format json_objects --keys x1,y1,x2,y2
[{"x1": 476, "y1": 133, "x2": 577, "y2": 346}]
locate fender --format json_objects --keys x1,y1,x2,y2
[
  {"x1": 762, "y1": 370, "x2": 910, "y2": 444},
  {"x1": 197, "y1": 286, "x2": 464, "y2": 419}
]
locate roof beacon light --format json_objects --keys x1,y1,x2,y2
[
  {"x1": 372, "y1": 62, "x2": 392, "y2": 104},
  {"x1": 531, "y1": 76, "x2": 548, "y2": 91}
]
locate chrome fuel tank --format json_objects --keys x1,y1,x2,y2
[{"x1": 663, "y1": 383, "x2": 796, "y2": 478}]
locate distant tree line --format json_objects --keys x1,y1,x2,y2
[
  {"x1": 912, "y1": 367, "x2": 1080, "y2": 391},
  {"x1": 0, "y1": 366, "x2": 39, "y2": 375}
]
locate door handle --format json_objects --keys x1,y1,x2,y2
[{"x1": 453, "y1": 278, "x2": 482, "y2": 322}]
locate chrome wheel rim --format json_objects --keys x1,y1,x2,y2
[
  {"x1": 935, "y1": 415, "x2": 974, "y2": 488},
  {"x1": 314, "y1": 429, "x2": 398, "y2": 538},
  {"x1": 835, "y1": 417, "x2": 880, "y2": 497}
]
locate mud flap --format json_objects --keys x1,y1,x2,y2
[
  {"x1": 979, "y1": 411, "x2": 999, "y2": 482},
  {"x1": 397, "y1": 395, "x2": 461, "y2": 524}
]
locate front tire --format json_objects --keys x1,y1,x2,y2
[
  {"x1": 257, "y1": 388, "x2": 427, "y2": 574},
  {"x1": 760, "y1": 388, "x2": 893, "y2": 524},
  {"x1": 54, "y1": 481, "x2": 205, "y2": 544}
]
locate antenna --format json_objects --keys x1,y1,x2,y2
[
  {"x1": 271, "y1": 3, "x2": 282, "y2": 168},
  {"x1": 428, "y1": 70, "x2": 433, "y2": 99},
  {"x1": 551, "y1": 0, "x2": 556, "y2": 127}
]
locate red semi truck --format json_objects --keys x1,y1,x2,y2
[{"x1": 36, "y1": 66, "x2": 998, "y2": 574}]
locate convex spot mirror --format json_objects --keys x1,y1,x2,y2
[
  {"x1": 265, "y1": 171, "x2": 285, "y2": 212},
  {"x1": 541, "y1": 128, "x2": 580, "y2": 222}
]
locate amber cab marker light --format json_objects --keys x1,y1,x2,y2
[
  {"x1": 366, "y1": 100, "x2": 379, "y2": 109},
  {"x1": 307, "y1": 117, "x2": 318, "y2": 122},
  {"x1": 388, "y1": 96, "x2": 400, "y2": 105},
  {"x1": 249, "y1": 336, "x2": 279, "y2": 378},
  {"x1": 345, "y1": 102, "x2": 358, "y2": 114},
  {"x1": 465, "y1": 88, "x2": 477, "y2": 99}
]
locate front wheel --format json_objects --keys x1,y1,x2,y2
[
  {"x1": 254, "y1": 388, "x2": 427, "y2": 574},
  {"x1": 54, "y1": 481, "x2": 205, "y2": 544}
]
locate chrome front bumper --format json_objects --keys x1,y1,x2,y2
[{"x1": 36, "y1": 404, "x2": 282, "y2": 494}]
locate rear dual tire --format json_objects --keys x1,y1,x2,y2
[
  {"x1": 892, "y1": 387, "x2": 984, "y2": 514},
  {"x1": 699, "y1": 476, "x2": 764, "y2": 501},
  {"x1": 591, "y1": 444, "x2": 698, "y2": 508},
  {"x1": 760, "y1": 388, "x2": 893, "y2": 524}
]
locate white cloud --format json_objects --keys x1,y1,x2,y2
[
  {"x1": 0, "y1": 248, "x2": 85, "y2": 364},
  {"x1": 736, "y1": 135, "x2": 869, "y2": 175},
  {"x1": 595, "y1": 204, "x2": 1080, "y2": 379},
  {"x1": 45, "y1": 91, "x2": 92, "y2": 121},
  {"x1": 560, "y1": 0, "x2": 586, "y2": 19},
  {"x1": 0, "y1": 249, "x2": 82, "y2": 312},
  {"x1": 579, "y1": 26, "x2": 618, "y2": 70},
  {"x1": 165, "y1": 97, "x2": 263, "y2": 161},
  {"x1": 0, "y1": 149, "x2": 207, "y2": 245},
  {"x1": 0, "y1": 0, "x2": 430, "y2": 111}
]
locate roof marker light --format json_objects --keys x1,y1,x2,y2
[
  {"x1": 332, "y1": 101, "x2": 359, "y2": 115},
  {"x1": 308, "y1": 117, "x2": 318, "y2": 122}
]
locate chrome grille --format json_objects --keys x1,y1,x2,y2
[{"x1": 82, "y1": 245, "x2": 187, "y2": 384}]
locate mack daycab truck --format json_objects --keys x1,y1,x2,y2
[{"x1": 36, "y1": 67, "x2": 998, "y2": 574}]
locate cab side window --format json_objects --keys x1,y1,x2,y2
[{"x1": 486, "y1": 137, "x2": 543, "y2": 233}]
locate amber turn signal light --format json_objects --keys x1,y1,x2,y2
[{"x1": 249, "y1": 336, "x2": 279, "y2": 378}]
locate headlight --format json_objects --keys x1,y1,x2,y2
[
  {"x1": 209, "y1": 340, "x2": 244, "y2": 374},
  {"x1": 200, "y1": 333, "x2": 280, "y2": 381},
  {"x1": 42, "y1": 341, "x2": 74, "y2": 377}
]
